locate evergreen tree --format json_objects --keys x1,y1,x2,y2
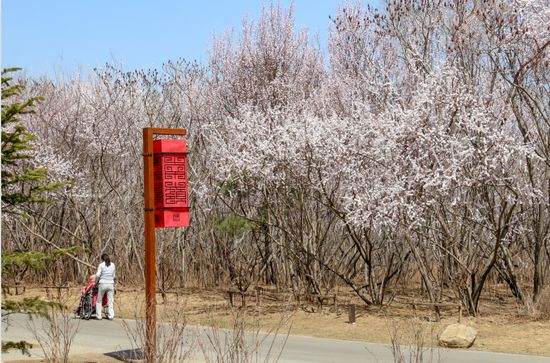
[
  {"x1": 1, "y1": 67, "x2": 64, "y2": 215},
  {"x1": 1, "y1": 68, "x2": 70, "y2": 356}
]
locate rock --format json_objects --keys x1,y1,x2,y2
[{"x1": 438, "y1": 323, "x2": 477, "y2": 348}]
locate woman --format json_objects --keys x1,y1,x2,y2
[{"x1": 95, "y1": 253, "x2": 116, "y2": 320}]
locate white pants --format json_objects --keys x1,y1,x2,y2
[{"x1": 96, "y1": 283, "x2": 115, "y2": 319}]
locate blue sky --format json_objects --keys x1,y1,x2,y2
[{"x1": 2, "y1": 1, "x2": 379, "y2": 78}]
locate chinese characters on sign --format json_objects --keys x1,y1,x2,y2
[{"x1": 153, "y1": 139, "x2": 190, "y2": 227}]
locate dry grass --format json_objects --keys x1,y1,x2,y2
[
  {"x1": 120, "y1": 304, "x2": 194, "y2": 363},
  {"x1": 27, "y1": 305, "x2": 79, "y2": 363},
  {"x1": 196, "y1": 307, "x2": 292, "y2": 363},
  {"x1": 3, "y1": 352, "x2": 123, "y2": 363},
  {"x1": 386, "y1": 317, "x2": 441, "y2": 363},
  {"x1": 4, "y1": 285, "x2": 550, "y2": 358}
]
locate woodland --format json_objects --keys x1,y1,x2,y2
[{"x1": 2, "y1": 0, "x2": 549, "y2": 318}]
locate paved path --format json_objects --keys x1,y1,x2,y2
[{"x1": 2, "y1": 313, "x2": 550, "y2": 362}]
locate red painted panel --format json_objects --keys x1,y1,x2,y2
[
  {"x1": 153, "y1": 139, "x2": 189, "y2": 228},
  {"x1": 155, "y1": 208, "x2": 190, "y2": 228}
]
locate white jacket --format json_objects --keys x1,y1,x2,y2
[{"x1": 96, "y1": 261, "x2": 116, "y2": 284}]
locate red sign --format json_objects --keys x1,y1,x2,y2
[{"x1": 153, "y1": 139, "x2": 189, "y2": 227}]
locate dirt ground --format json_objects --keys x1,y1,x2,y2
[{"x1": 3, "y1": 285, "x2": 550, "y2": 358}]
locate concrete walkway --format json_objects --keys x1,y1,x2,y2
[{"x1": 2, "y1": 313, "x2": 549, "y2": 362}]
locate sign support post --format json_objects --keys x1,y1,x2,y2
[{"x1": 142, "y1": 127, "x2": 187, "y2": 363}]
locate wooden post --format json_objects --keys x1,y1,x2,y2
[
  {"x1": 255, "y1": 289, "x2": 261, "y2": 307},
  {"x1": 143, "y1": 127, "x2": 187, "y2": 363},
  {"x1": 348, "y1": 304, "x2": 356, "y2": 324},
  {"x1": 143, "y1": 128, "x2": 157, "y2": 363}
]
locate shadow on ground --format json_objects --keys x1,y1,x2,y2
[{"x1": 105, "y1": 348, "x2": 144, "y2": 362}]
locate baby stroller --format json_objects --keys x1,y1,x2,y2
[{"x1": 75, "y1": 276, "x2": 107, "y2": 320}]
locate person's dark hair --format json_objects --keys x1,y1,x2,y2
[{"x1": 101, "y1": 253, "x2": 111, "y2": 267}]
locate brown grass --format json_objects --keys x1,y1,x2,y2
[
  {"x1": 4, "y1": 284, "x2": 550, "y2": 358},
  {"x1": 3, "y1": 353, "x2": 123, "y2": 363}
]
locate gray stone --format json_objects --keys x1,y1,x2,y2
[{"x1": 438, "y1": 323, "x2": 477, "y2": 348}]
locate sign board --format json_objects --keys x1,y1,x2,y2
[{"x1": 152, "y1": 139, "x2": 190, "y2": 227}]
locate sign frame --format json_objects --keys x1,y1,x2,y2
[{"x1": 142, "y1": 127, "x2": 187, "y2": 362}]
